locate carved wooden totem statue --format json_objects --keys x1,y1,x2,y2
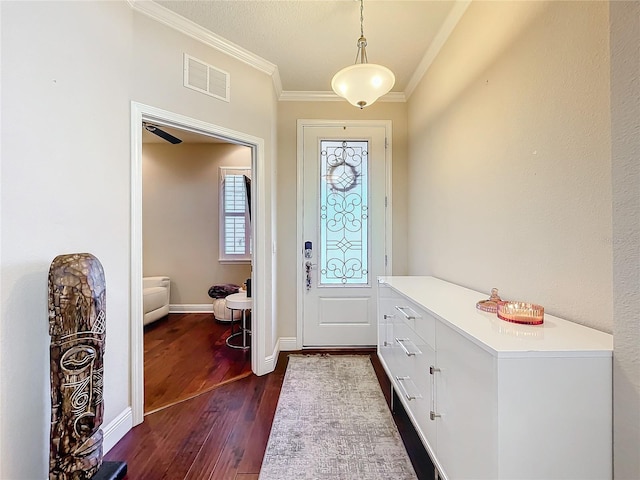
[{"x1": 49, "y1": 253, "x2": 106, "y2": 479}]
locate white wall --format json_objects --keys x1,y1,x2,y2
[
  {"x1": 407, "y1": 1, "x2": 612, "y2": 332},
  {"x1": 0, "y1": 2, "x2": 278, "y2": 478},
  {"x1": 610, "y1": 2, "x2": 640, "y2": 478},
  {"x1": 143, "y1": 143, "x2": 251, "y2": 304},
  {"x1": 0, "y1": 2, "x2": 133, "y2": 478}
]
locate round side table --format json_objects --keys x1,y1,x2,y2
[{"x1": 225, "y1": 292, "x2": 252, "y2": 350}]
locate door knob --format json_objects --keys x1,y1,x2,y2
[{"x1": 305, "y1": 261, "x2": 317, "y2": 291}]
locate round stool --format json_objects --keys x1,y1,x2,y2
[
  {"x1": 212, "y1": 298, "x2": 241, "y2": 323},
  {"x1": 225, "y1": 292, "x2": 252, "y2": 350}
]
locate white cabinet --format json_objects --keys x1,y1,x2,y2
[
  {"x1": 434, "y1": 320, "x2": 496, "y2": 479},
  {"x1": 377, "y1": 276, "x2": 613, "y2": 480}
]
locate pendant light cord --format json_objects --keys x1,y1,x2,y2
[{"x1": 355, "y1": 0, "x2": 368, "y2": 65}]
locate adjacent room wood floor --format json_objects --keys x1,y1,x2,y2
[
  {"x1": 106, "y1": 315, "x2": 434, "y2": 479},
  {"x1": 143, "y1": 313, "x2": 252, "y2": 414}
]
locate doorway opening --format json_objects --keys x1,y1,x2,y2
[
  {"x1": 140, "y1": 123, "x2": 253, "y2": 414},
  {"x1": 131, "y1": 102, "x2": 266, "y2": 426}
]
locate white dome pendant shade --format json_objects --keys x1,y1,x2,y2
[
  {"x1": 331, "y1": 63, "x2": 395, "y2": 109},
  {"x1": 331, "y1": 0, "x2": 395, "y2": 109}
]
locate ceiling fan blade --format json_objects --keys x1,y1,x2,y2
[{"x1": 143, "y1": 123, "x2": 183, "y2": 144}]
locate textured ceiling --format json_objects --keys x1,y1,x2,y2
[{"x1": 155, "y1": 0, "x2": 458, "y2": 93}]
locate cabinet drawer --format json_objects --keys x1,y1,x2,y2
[
  {"x1": 378, "y1": 285, "x2": 399, "y2": 373},
  {"x1": 391, "y1": 367, "x2": 435, "y2": 452},
  {"x1": 390, "y1": 320, "x2": 437, "y2": 448},
  {"x1": 392, "y1": 298, "x2": 435, "y2": 350}
]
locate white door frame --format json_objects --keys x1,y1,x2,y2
[
  {"x1": 295, "y1": 119, "x2": 393, "y2": 349},
  {"x1": 130, "y1": 102, "x2": 267, "y2": 426}
]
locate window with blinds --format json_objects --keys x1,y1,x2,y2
[{"x1": 219, "y1": 167, "x2": 251, "y2": 262}]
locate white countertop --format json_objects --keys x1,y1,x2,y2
[{"x1": 379, "y1": 276, "x2": 613, "y2": 358}]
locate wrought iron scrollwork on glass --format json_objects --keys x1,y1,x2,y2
[{"x1": 319, "y1": 140, "x2": 369, "y2": 286}]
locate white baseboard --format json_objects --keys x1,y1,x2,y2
[
  {"x1": 169, "y1": 303, "x2": 213, "y2": 313},
  {"x1": 261, "y1": 336, "x2": 298, "y2": 374},
  {"x1": 278, "y1": 337, "x2": 298, "y2": 351},
  {"x1": 102, "y1": 407, "x2": 133, "y2": 454},
  {"x1": 263, "y1": 344, "x2": 279, "y2": 374}
]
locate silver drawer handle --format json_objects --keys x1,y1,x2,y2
[
  {"x1": 383, "y1": 314, "x2": 395, "y2": 319},
  {"x1": 395, "y1": 337, "x2": 422, "y2": 356},
  {"x1": 395, "y1": 305, "x2": 417, "y2": 320},
  {"x1": 395, "y1": 376, "x2": 423, "y2": 401},
  {"x1": 429, "y1": 365, "x2": 440, "y2": 421}
]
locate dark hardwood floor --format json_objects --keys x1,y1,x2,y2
[
  {"x1": 143, "y1": 313, "x2": 252, "y2": 414},
  {"x1": 106, "y1": 327, "x2": 435, "y2": 479}
]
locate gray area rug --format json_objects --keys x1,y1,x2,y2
[{"x1": 259, "y1": 355, "x2": 418, "y2": 480}]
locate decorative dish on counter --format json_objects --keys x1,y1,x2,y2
[
  {"x1": 476, "y1": 288, "x2": 502, "y2": 313},
  {"x1": 496, "y1": 301, "x2": 544, "y2": 325}
]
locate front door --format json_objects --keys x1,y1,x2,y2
[{"x1": 300, "y1": 122, "x2": 389, "y2": 347}]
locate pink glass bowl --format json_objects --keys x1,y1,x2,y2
[
  {"x1": 496, "y1": 301, "x2": 544, "y2": 325},
  {"x1": 476, "y1": 301, "x2": 498, "y2": 313}
]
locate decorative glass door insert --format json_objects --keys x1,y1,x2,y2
[
  {"x1": 319, "y1": 140, "x2": 369, "y2": 286},
  {"x1": 301, "y1": 123, "x2": 388, "y2": 347}
]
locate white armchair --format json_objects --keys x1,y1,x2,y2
[{"x1": 143, "y1": 276, "x2": 170, "y2": 325}]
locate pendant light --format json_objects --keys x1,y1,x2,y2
[{"x1": 331, "y1": 0, "x2": 395, "y2": 109}]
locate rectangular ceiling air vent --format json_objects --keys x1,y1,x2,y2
[{"x1": 183, "y1": 53, "x2": 230, "y2": 102}]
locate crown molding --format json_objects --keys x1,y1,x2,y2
[
  {"x1": 279, "y1": 91, "x2": 406, "y2": 103},
  {"x1": 272, "y1": 69, "x2": 284, "y2": 99},
  {"x1": 129, "y1": 0, "x2": 281, "y2": 87},
  {"x1": 128, "y1": 0, "x2": 468, "y2": 104},
  {"x1": 405, "y1": 0, "x2": 472, "y2": 99}
]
